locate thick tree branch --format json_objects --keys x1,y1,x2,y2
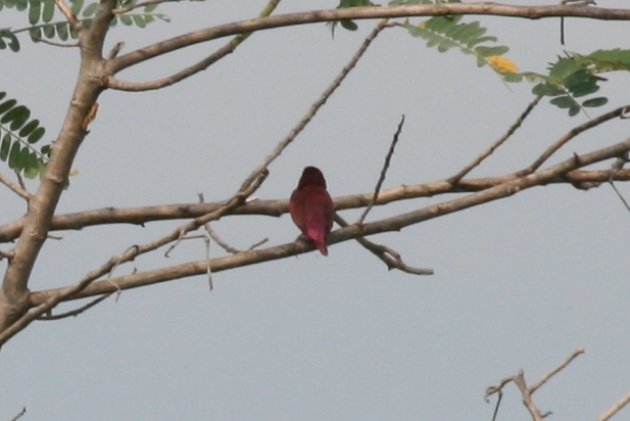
[
  {"x1": 28, "y1": 137, "x2": 630, "y2": 305},
  {"x1": 2, "y1": 167, "x2": 630, "y2": 243},
  {"x1": 0, "y1": 0, "x2": 116, "y2": 331},
  {"x1": 108, "y1": 4, "x2": 630, "y2": 74},
  {"x1": 2, "y1": 168, "x2": 630, "y2": 243}
]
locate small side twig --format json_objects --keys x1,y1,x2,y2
[
  {"x1": 0, "y1": 249, "x2": 14, "y2": 261},
  {"x1": 485, "y1": 348, "x2": 585, "y2": 421},
  {"x1": 599, "y1": 391, "x2": 630, "y2": 421},
  {"x1": 335, "y1": 214, "x2": 433, "y2": 275},
  {"x1": 37, "y1": 293, "x2": 113, "y2": 320},
  {"x1": 53, "y1": 0, "x2": 82, "y2": 32},
  {"x1": 530, "y1": 347, "x2": 585, "y2": 394},
  {"x1": 237, "y1": 19, "x2": 389, "y2": 193},
  {"x1": 358, "y1": 114, "x2": 405, "y2": 224},
  {"x1": 0, "y1": 171, "x2": 32, "y2": 201},
  {"x1": 9, "y1": 407, "x2": 26, "y2": 421},
  {"x1": 523, "y1": 104, "x2": 630, "y2": 175},
  {"x1": 450, "y1": 95, "x2": 542, "y2": 183}
]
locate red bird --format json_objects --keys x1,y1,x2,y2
[{"x1": 289, "y1": 166, "x2": 334, "y2": 255}]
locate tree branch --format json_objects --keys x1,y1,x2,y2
[
  {"x1": 2, "y1": 167, "x2": 630, "y2": 243},
  {"x1": 523, "y1": 105, "x2": 630, "y2": 174},
  {"x1": 236, "y1": 19, "x2": 388, "y2": 193},
  {"x1": 108, "y1": 4, "x2": 630, "y2": 74},
  {"x1": 28, "y1": 137, "x2": 630, "y2": 305},
  {"x1": 0, "y1": 0, "x2": 116, "y2": 331},
  {"x1": 105, "y1": 0, "x2": 282, "y2": 91},
  {"x1": 599, "y1": 391, "x2": 630, "y2": 421},
  {"x1": 358, "y1": 114, "x2": 405, "y2": 224},
  {"x1": 450, "y1": 95, "x2": 542, "y2": 183}
]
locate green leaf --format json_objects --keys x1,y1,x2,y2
[
  {"x1": 8, "y1": 142, "x2": 21, "y2": 169},
  {"x1": 132, "y1": 14, "x2": 146, "y2": 28},
  {"x1": 42, "y1": 0, "x2": 55, "y2": 22},
  {"x1": 0, "y1": 30, "x2": 21, "y2": 52},
  {"x1": 70, "y1": 0, "x2": 84, "y2": 15},
  {"x1": 475, "y1": 45, "x2": 509, "y2": 57},
  {"x1": 582, "y1": 97, "x2": 608, "y2": 108},
  {"x1": 0, "y1": 133, "x2": 10, "y2": 161},
  {"x1": 550, "y1": 96, "x2": 574, "y2": 109},
  {"x1": 82, "y1": 2, "x2": 98, "y2": 17},
  {"x1": 0, "y1": 99, "x2": 17, "y2": 114},
  {"x1": 28, "y1": 126, "x2": 45, "y2": 143},
  {"x1": 56, "y1": 22, "x2": 69, "y2": 40},
  {"x1": 30, "y1": 26, "x2": 43, "y2": 42},
  {"x1": 29, "y1": 0, "x2": 41, "y2": 25},
  {"x1": 119, "y1": 14, "x2": 133, "y2": 25},
  {"x1": 19, "y1": 119, "x2": 39, "y2": 137},
  {"x1": 2, "y1": 105, "x2": 31, "y2": 130},
  {"x1": 42, "y1": 22, "x2": 56, "y2": 38},
  {"x1": 532, "y1": 83, "x2": 564, "y2": 96}
]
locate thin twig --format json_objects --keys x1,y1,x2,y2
[
  {"x1": 37, "y1": 293, "x2": 113, "y2": 320},
  {"x1": 0, "y1": 172, "x2": 31, "y2": 201},
  {"x1": 486, "y1": 348, "x2": 585, "y2": 420},
  {"x1": 34, "y1": 37, "x2": 79, "y2": 47},
  {"x1": 599, "y1": 391, "x2": 630, "y2": 421},
  {"x1": 523, "y1": 104, "x2": 630, "y2": 174},
  {"x1": 237, "y1": 19, "x2": 389, "y2": 193},
  {"x1": 608, "y1": 180, "x2": 630, "y2": 213},
  {"x1": 0, "y1": 171, "x2": 268, "y2": 346},
  {"x1": 0, "y1": 249, "x2": 14, "y2": 261},
  {"x1": 530, "y1": 347, "x2": 585, "y2": 394},
  {"x1": 335, "y1": 214, "x2": 433, "y2": 275},
  {"x1": 9, "y1": 407, "x2": 26, "y2": 421},
  {"x1": 106, "y1": 0, "x2": 282, "y2": 91},
  {"x1": 358, "y1": 114, "x2": 405, "y2": 224},
  {"x1": 53, "y1": 0, "x2": 82, "y2": 32},
  {"x1": 450, "y1": 95, "x2": 542, "y2": 183}
]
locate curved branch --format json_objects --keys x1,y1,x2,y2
[
  {"x1": 2, "y1": 168, "x2": 630, "y2": 242},
  {"x1": 108, "y1": 4, "x2": 630, "y2": 74},
  {"x1": 106, "y1": 0, "x2": 282, "y2": 91},
  {"x1": 523, "y1": 104, "x2": 630, "y2": 174},
  {"x1": 28, "y1": 136, "x2": 630, "y2": 305}
]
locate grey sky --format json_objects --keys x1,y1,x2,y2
[{"x1": 1, "y1": 1, "x2": 629, "y2": 420}]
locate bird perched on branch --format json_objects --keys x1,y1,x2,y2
[{"x1": 289, "y1": 166, "x2": 334, "y2": 255}]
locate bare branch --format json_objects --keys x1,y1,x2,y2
[
  {"x1": 599, "y1": 391, "x2": 630, "y2": 421},
  {"x1": 237, "y1": 19, "x2": 388, "y2": 193},
  {"x1": 29, "y1": 138, "x2": 630, "y2": 304},
  {"x1": 450, "y1": 95, "x2": 542, "y2": 183},
  {"x1": 486, "y1": 348, "x2": 585, "y2": 421},
  {"x1": 358, "y1": 114, "x2": 405, "y2": 224},
  {"x1": 608, "y1": 180, "x2": 630, "y2": 212},
  {"x1": 37, "y1": 293, "x2": 113, "y2": 320},
  {"x1": 109, "y1": 4, "x2": 630, "y2": 74},
  {"x1": 9, "y1": 407, "x2": 26, "y2": 421},
  {"x1": 32, "y1": 37, "x2": 79, "y2": 48},
  {"x1": 3, "y1": 168, "x2": 630, "y2": 243},
  {"x1": 0, "y1": 249, "x2": 13, "y2": 261},
  {"x1": 0, "y1": 171, "x2": 32, "y2": 202},
  {"x1": 106, "y1": 0, "x2": 282, "y2": 91},
  {"x1": 530, "y1": 347, "x2": 585, "y2": 394},
  {"x1": 335, "y1": 214, "x2": 433, "y2": 275},
  {"x1": 523, "y1": 105, "x2": 630, "y2": 174},
  {"x1": 53, "y1": 0, "x2": 82, "y2": 32}
]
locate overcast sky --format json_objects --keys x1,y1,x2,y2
[{"x1": 1, "y1": 1, "x2": 630, "y2": 420}]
